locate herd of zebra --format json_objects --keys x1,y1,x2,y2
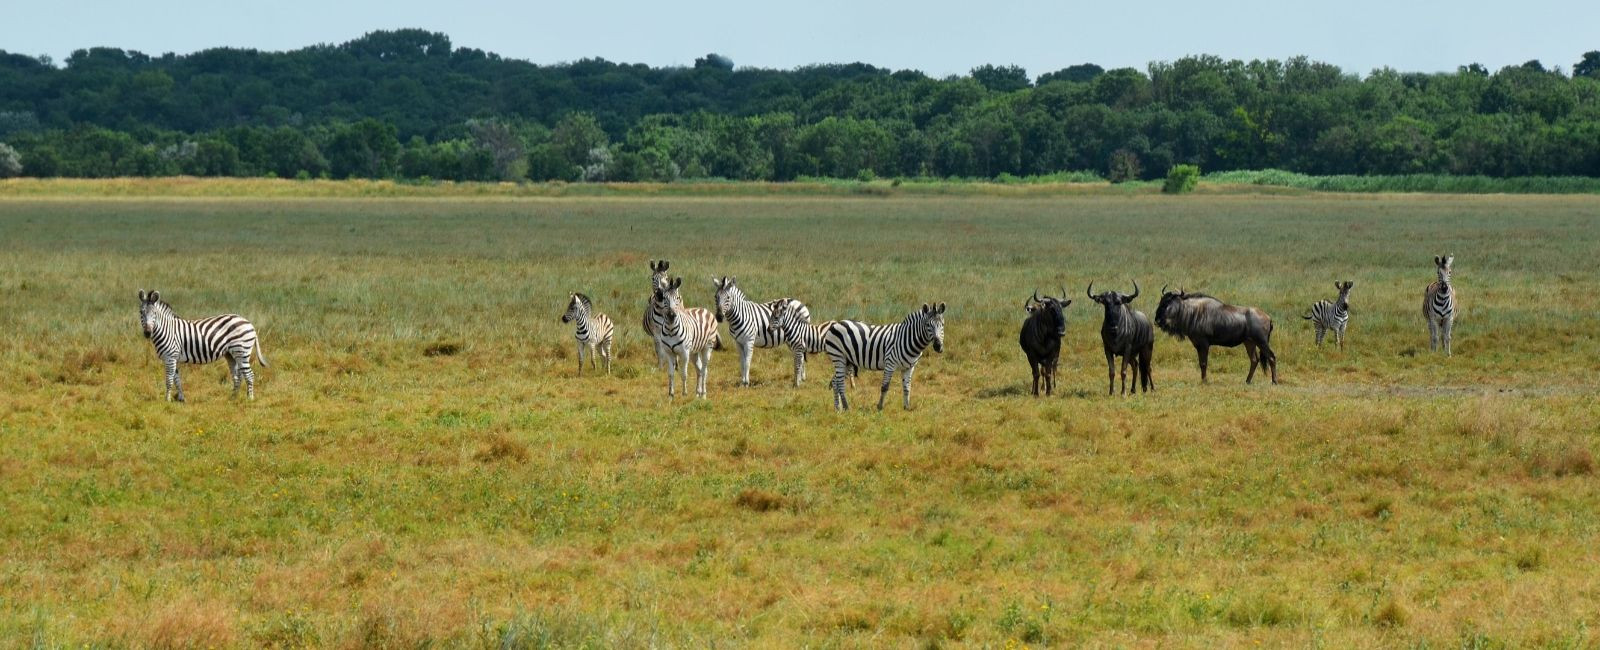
[{"x1": 133, "y1": 255, "x2": 1457, "y2": 407}]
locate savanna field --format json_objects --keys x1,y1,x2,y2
[{"x1": 2, "y1": 186, "x2": 1599, "y2": 647}]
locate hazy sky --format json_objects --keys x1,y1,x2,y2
[{"x1": 3, "y1": 0, "x2": 1593, "y2": 77}]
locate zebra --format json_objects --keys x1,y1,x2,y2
[
  {"x1": 822, "y1": 302, "x2": 946, "y2": 411},
  {"x1": 766, "y1": 299, "x2": 855, "y2": 388},
  {"x1": 561, "y1": 292, "x2": 614, "y2": 374},
  {"x1": 138, "y1": 289, "x2": 269, "y2": 402},
  {"x1": 1303, "y1": 280, "x2": 1354, "y2": 349},
  {"x1": 712, "y1": 276, "x2": 805, "y2": 386},
  {"x1": 650, "y1": 276, "x2": 721, "y2": 398},
  {"x1": 1424, "y1": 255, "x2": 1456, "y2": 355},
  {"x1": 641, "y1": 260, "x2": 675, "y2": 370}
]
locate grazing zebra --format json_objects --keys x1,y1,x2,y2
[
  {"x1": 1303, "y1": 280, "x2": 1354, "y2": 349},
  {"x1": 641, "y1": 260, "x2": 675, "y2": 369},
  {"x1": 1424, "y1": 255, "x2": 1456, "y2": 355},
  {"x1": 561, "y1": 292, "x2": 614, "y2": 374},
  {"x1": 766, "y1": 299, "x2": 855, "y2": 388},
  {"x1": 138, "y1": 290, "x2": 269, "y2": 402},
  {"x1": 822, "y1": 302, "x2": 946, "y2": 411},
  {"x1": 712, "y1": 276, "x2": 804, "y2": 386},
  {"x1": 650, "y1": 276, "x2": 721, "y2": 398}
]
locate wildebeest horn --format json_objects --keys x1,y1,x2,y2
[
  {"x1": 1031, "y1": 289, "x2": 1041, "y2": 304},
  {"x1": 1086, "y1": 282, "x2": 1095, "y2": 299},
  {"x1": 1161, "y1": 284, "x2": 1168, "y2": 295},
  {"x1": 1059, "y1": 286, "x2": 1067, "y2": 302},
  {"x1": 1128, "y1": 279, "x2": 1140, "y2": 301}
]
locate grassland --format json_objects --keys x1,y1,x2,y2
[{"x1": 2, "y1": 187, "x2": 1599, "y2": 648}]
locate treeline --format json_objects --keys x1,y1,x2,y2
[{"x1": 1, "y1": 29, "x2": 1598, "y2": 182}]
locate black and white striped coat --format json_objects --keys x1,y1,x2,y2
[
  {"x1": 138, "y1": 290, "x2": 269, "y2": 402},
  {"x1": 822, "y1": 302, "x2": 946, "y2": 411},
  {"x1": 767, "y1": 299, "x2": 853, "y2": 387},
  {"x1": 651, "y1": 276, "x2": 720, "y2": 398},
  {"x1": 562, "y1": 292, "x2": 614, "y2": 374},
  {"x1": 642, "y1": 260, "x2": 675, "y2": 369},
  {"x1": 1303, "y1": 280, "x2": 1353, "y2": 349},
  {"x1": 1424, "y1": 255, "x2": 1456, "y2": 355},
  {"x1": 712, "y1": 276, "x2": 805, "y2": 386}
]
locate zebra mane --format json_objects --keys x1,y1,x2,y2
[{"x1": 573, "y1": 292, "x2": 592, "y2": 309}]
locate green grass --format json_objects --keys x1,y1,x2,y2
[
  {"x1": 1204, "y1": 169, "x2": 1600, "y2": 194},
  {"x1": 2, "y1": 191, "x2": 1599, "y2": 647}
]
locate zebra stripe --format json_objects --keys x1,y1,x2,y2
[
  {"x1": 822, "y1": 302, "x2": 946, "y2": 411},
  {"x1": 1303, "y1": 280, "x2": 1352, "y2": 349},
  {"x1": 1424, "y1": 255, "x2": 1456, "y2": 355},
  {"x1": 138, "y1": 290, "x2": 268, "y2": 402},
  {"x1": 767, "y1": 300, "x2": 852, "y2": 387},
  {"x1": 651, "y1": 276, "x2": 719, "y2": 398},
  {"x1": 713, "y1": 276, "x2": 807, "y2": 386},
  {"x1": 562, "y1": 292, "x2": 614, "y2": 374}
]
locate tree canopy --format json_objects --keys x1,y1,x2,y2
[{"x1": 1, "y1": 30, "x2": 1596, "y2": 182}]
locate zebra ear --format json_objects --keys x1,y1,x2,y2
[
  {"x1": 936, "y1": 302, "x2": 946, "y2": 314},
  {"x1": 138, "y1": 290, "x2": 147, "y2": 302},
  {"x1": 921, "y1": 303, "x2": 931, "y2": 314},
  {"x1": 669, "y1": 277, "x2": 682, "y2": 290},
  {"x1": 149, "y1": 291, "x2": 160, "y2": 303}
]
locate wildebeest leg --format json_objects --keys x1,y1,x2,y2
[
  {"x1": 1030, "y1": 361, "x2": 1041, "y2": 397},
  {"x1": 1245, "y1": 341, "x2": 1259, "y2": 384},
  {"x1": 877, "y1": 368, "x2": 894, "y2": 411},
  {"x1": 1194, "y1": 343, "x2": 1210, "y2": 383},
  {"x1": 1140, "y1": 345, "x2": 1154, "y2": 393},
  {"x1": 1044, "y1": 359, "x2": 1055, "y2": 396},
  {"x1": 1262, "y1": 341, "x2": 1279, "y2": 384},
  {"x1": 1105, "y1": 352, "x2": 1116, "y2": 396},
  {"x1": 1120, "y1": 355, "x2": 1130, "y2": 395}
]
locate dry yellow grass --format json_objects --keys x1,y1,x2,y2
[{"x1": 1, "y1": 187, "x2": 1598, "y2": 647}]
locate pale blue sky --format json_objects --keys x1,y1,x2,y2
[{"x1": 3, "y1": 0, "x2": 1593, "y2": 77}]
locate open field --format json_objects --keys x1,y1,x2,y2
[{"x1": 2, "y1": 190, "x2": 1599, "y2": 647}]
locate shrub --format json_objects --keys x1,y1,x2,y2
[
  {"x1": 1163, "y1": 164, "x2": 1200, "y2": 193},
  {"x1": 1107, "y1": 149, "x2": 1141, "y2": 183}
]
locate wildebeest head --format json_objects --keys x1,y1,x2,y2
[
  {"x1": 1025, "y1": 287, "x2": 1071, "y2": 337},
  {"x1": 1087, "y1": 280, "x2": 1139, "y2": 317},
  {"x1": 1154, "y1": 285, "x2": 1189, "y2": 333},
  {"x1": 561, "y1": 292, "x2": 589, "y2": 324},
  {"x1": 1433, "y1": 255, "x2": 1452, "y2": 285}
]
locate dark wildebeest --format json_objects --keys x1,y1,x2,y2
[
  {"x1": 1087, "y1": 281, "x2": 1154, "y2": 396},
  {"x1": 1018, "y1": 288, "x2": 1071, "y2": 396},
  {"x1": 1155, "y1": 287, "x2": 1278, "y2": 384}
]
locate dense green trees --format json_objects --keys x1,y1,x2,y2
[{"x1": 1, "y1": 30, "x2": 1597, "y2": 182}]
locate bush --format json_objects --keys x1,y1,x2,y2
[
  {"x1": 0, "y1": 142, "x2": 22, "y2": 178},
  {"x1": 1107, "y1": 149, "x2": 1141, "y2": 183},
  {"x1": 1163, "y1": 164, "x2": 1200, "y2": 193}
]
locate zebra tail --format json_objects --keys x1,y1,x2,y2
[
  {"x1": 1301, "y1": 312, "x2": 1313, "y2": 320},
  {"x1": 712, "y1": 330, "x2": 724, "y2": 351},
  {"x1": 255, "y1": 340, "x2": 271, "y2": 368}
]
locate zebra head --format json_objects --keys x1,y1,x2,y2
[
  {"x1": 137, "y1": 289, "x2": 170, "y2": 339},
  {"x1": 653, "y1": 276, "x2": 684, "y2": 321},
  {"x1": 920, "y1": 302, "x2": 947, "y2": 353},
  {"x1": 561, "y1": 292, "x2": 591, "y2": 324},
  {"x1": 1433, "y1": 255, "x2": 1452, "y2": 287},
  {"x1": 649, "y1": 260, "x2": 671, "y2": 293},
  {"x1": 1334, "y1": 281, "x2": 1354, "y2": 309},
  {"x1": 711, "y1": 276, "x2": 745, "y2": 323}
]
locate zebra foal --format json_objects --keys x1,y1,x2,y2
[
  {"x1": 1303, "y1": 280, "x2": 1354, "y2": 349},
  {"x1": 138, "y1": 290, "x2": 269, "y2": 402},
  {"x1": 650, "y1": 277, "x2": 720, "y2": 398},
  {"x1": 1424, "y1": 255, "x2": 1456, "y2": 355},
  {"x1": 712, "y1": 276, "x2": 804, "y2": 386},
  {"x1": 561, "y1": 292, "x2": 614, "y2": 374}
]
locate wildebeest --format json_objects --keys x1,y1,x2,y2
[
  {"x1": 1019, "y1": 288, "x2": 1070, "y2": 396},
  {"x1": 1087, "y1": 281, "x2": 1154, "y2": 396},
  {"x1": 1155, "y1": 287, "x2": 1278, "y2": 384}
]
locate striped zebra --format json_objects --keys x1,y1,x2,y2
[
  {"x1": 822, "y1": 302, "x2": 946, "y2": 411},
  {"x1": 138, "y1": 290, "x2": 269, "y2": 402},
  {"x1": 641, "y1": 260, "x2": 675, "y2": 370},
  {"x1": 712, "y1": 276, "x2": 805, "y2": 386},
  {"x1": 1424, "y1": 255, "x2": 1456, "y2": 355},
  {"x1": 766, "y1": 299, "x2": 855, "y2": 388},
  {"x1": 561, "y1": 292, "x2": 614, "y2": 374},
  {"x1": 650, "y1": 276, "x2": 721, "y2": 398},
  {"x1": 1303, "y1": 280, "x2": 1354, "y2": 349}
]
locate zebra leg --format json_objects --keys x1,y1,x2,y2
[
  {"x1": 679, "y1": 348, "x2": 693, "y2": 397},
  {"x1": 1337, "y1": 324, "x2": 1346, "y2": 350},
  {"x1": 600, "y1": 340, "x2": 612, "y2": 374},
  {"x1": 1314, "y1": 324, "x2": 1325, "y2": 347},
  {"x1": 1427, "y1": 318, "x2": 1439, "y2": 352},
  {"x1": 169, "y1": 360, "x2": 186, "y2": 403},
  {"x1": 1443, "y1": 319, "x2": 1453, "y2": 357},
  {"x1": 241, "y1": 357, "x2": 256, "y2": 400},
  {"x1": 901, "y1": 365, "x2": 916, "y2": 410},
  {"x1": 665, "y1": 348, "x2": 678, "y2": 397},
  {"x1": 877, "y1": 368, "x2": 894, "y2": 411},
  {"x1": 229, "y1": 357, "x2": 242, "y2": 397},
  {"x1": 831, "y1": 362, "x2": 849, "y2": 410},
  {"x1": 697, "y1": 349, "x2": 710, "y2": 398},
  {"x1": 792, "y1": 348, "x2": 805, "y2": 387},
  {"x1": 738, "y1": 340, "x2": 753, "y2": 386}
]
